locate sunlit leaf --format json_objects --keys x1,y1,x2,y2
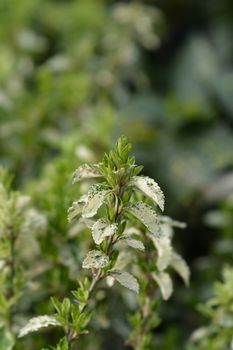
[
  {"x1": 126, "y1": 202, "x2": 159, "y2": 235},
  {"x1": 131, "y1": 176, "x2": 164, "y2": 211},
  {"x1": 72, "y1": 164, "x2": 101, "y2": 183},
  {"x1": 18, "y1": 315, "x2": 61, "y2": 338},
  {"x1": 159, "y1": 215, "x2": 187, "y2": 228},
  {"x1": 120, "y1": 235, "x2": 145, "y2": 251},
  {"x1": 91, "y1": 219, "x2": 117, "y2": 244},
  {"x1": 110, "y1": 270, "x2": 139, "y2": 293},
  {"x1": 82, "y1": 250, "x2": 109, "y2": 269},
  {"x1": 82, "y1": 184, "x2": 111, "y2": 218},
  {"x1": 68, "y1": 195, "x2": 88, "y2": 222},
  {"x1": 171, "y1": 252, "x2": 190, "y2": 286},
  {"x1": 152, "y1": 272, "x2": 173, "y2": 300},
  {"x1": 148, "y1": 233, "x2": 172, "y2": 271}
]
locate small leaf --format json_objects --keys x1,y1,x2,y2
[
  {"x1": 0, "y1": 327, "x2": 14, "y2": 350},
  {"x1": 152, "y1": 272, "x2": 173, "y2": 300},
  {"x1": 82, "y1": 250, "x2": 109, "y2": 269},
  {"x1": 91, "y1": 219, "x2": 117, "y2": 244},
  {"x1": 120, "y1": 235, "x2": 145, "y2": 251},
  {"x1": 18, "y1": 315, "x2": 61, "y2": 337},
  {"x1": 82, "y1": 184, "x2": 111, "y2": 218},
  {"x1": 159, "y1": 216, "x2": 187, "y2": 229},
  {"x1": 171, "y1": 252, "x2": 190, "y2": 286},
  {"x1": 68, "y1": 195, "x2": 88, "y2": 222},
  {"x1": 131, "y1": 176, "x2": 164, "y2": 211},
  {"x1": 110, "y1": 270, "x2": 139, "y2": 293},
  {"x1": 148, "y1": 233, "x2": 172, "y2": 271},
  {"x1": 72, "y1": 164, "x2": 101, "y2": 183},
  {"x1": 56, "y1": 337, "x2": 69, "y2": 350},
  {"x1": 126, "y1": 202, "x2": 159, "y2": 235}
]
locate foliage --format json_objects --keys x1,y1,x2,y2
[
  {"x1": 0, "y1": 0, "x2": 232, "y2": 349},
  {"x1": 18, "y1": 137, "x2": 189, "y2": 349},
  {"x1": 188, "y1": 266, "x2": 233, "y2": 350}
]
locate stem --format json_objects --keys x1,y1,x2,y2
[
  {"x1": 68, "y1": 192, "x2": 121, "y2": 349},
  {"x1": 7, "y1": 226, "x2": 17, "y2": 329}
]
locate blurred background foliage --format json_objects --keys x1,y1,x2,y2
[{"x1": 0, "y1": 0, "x2": 232, "y2": 349}]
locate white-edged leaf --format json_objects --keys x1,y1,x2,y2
[
  {"x1": 148, "y1": 233, "x2": 172, "y2": 271},
  {"x1": 171, "y1": 252, "x2": 190, "y2": 286},
  {"x1": 82, "y1": 184, "x2": 111, "y2": 218},
  {"x1": 91, "y1": 219, "x2": 117, "y2": 245},
  {"x1": 82, "y1": 250, "x2": 109, "y2": 269},
  {"x1": 159, "y1": 216, "x2": 187, "y2": 229},
  {"x1": 68, "y1": 195, "x2": 88, "y2": 222},
  {"x1": 131, "y1": 176, "x2": 164, "y2": 211},
  {"x1": 72, "y1": 164, "x2": 101, "y2": 183},
  {"x1": 152, "y1": 272, "x2": 173, "y2": 300},
  {"x1": 120, "y1": 235, "x2": 145, "y2": 251},
  {"x1": 110, "y1": 270, "x2": 139, "y2": 293},
  {"x1": 18, "y1": 315, "x2": 61, "y2": 338},
  {"x1": 126, "y1": 202, "x2": 159, "y2": 236}
]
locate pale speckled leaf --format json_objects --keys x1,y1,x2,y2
[
  {"x1": 131, "y1": 176, "x2": 164, "y2": 211},
  {"x1": 82, "y1": 250, "x2": 109, "y2": 269},
  {"x1": 91, "y1": 219, "x2": 117, "y2": 244},
  {"x1": 72, "y1": 164, "x2": 101, "y2": 183},
  {"x1": 120, "y1": 235, "x2": 145, "y2": 251},
  {"x1": 152, "y1": 272, "x2": 173, "y2": 300},
  {"x1": 171, "y1": 252, "x2": 190, "y2": 286},
  {"x1": 159, "y1": 216, "x2": 187, "y2": 229},
  {"x1": 82, "y1": 185, "x2": 111, "y2": 218},
  {"x1": 110, "y1": 270, "x2": 139, "y2": 293},
  {"x1": 18, "y1": 315, "x2": 61, "y2": 338},
  {"x1": 148, "y1": 233, "x2": 172, "y2": 271},
  {"x1": 68, "y1": 195, "x2": 88, "y2": 222},
  {"x1": 126, "y1": 202, "x2": 159, "y2": 235}
]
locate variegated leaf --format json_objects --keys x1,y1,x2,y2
[
  {"x1": 91, "y1": 219, "x2": 117, "y2": 244},
  {"x1": 131, "y1": 176, "x2": 164, "y2": 211},
  {"x1": 68, "y1": 195, "x2": 88, "y2": 222},
  {"x1": 72, "y1": 164, "x2": 101, "y2": 183},
  {"x1": 110, "y1": 270, "x2": 139, "y2": 293},
  {"x1": 82, "y1": 184, "x2": 111, "y2": 218},
  {"x1": 82, "y1": 250, "x2": 109, "y2": 269},
  {"x1": 171, "y1": 252, "x2": 190, "y2": 286},
  {"x1": 18, "y1": 315, "x2": 61, "y2": 338},
  {"x1": 159, "y1": 216, "x2": 187, "y2": 229},
  {"x1": 148, "y1": 233, "x2": 172, "y2": 271},
  {"x1": 152, "y1": 272, "x2": 173, "y2": 300},
  {"x1": 126, "y1": 202, "x2": 159, "y2": 236},
  {"x1": 120, "y1": 235, "x2": 145, "y2": 251}
]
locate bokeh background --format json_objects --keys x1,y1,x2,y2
[{"x1": 0, "y1": 0, "x2": 233, "y2": 349}]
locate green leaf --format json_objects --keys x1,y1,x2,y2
[
  {"x1": 0, "y1": 327, "x2": 14, "y2": 350},
  {"x1": 91, "y1": 219, "x2": 117, "y2": 244},
  {"x1": 126, "y1": 202, "x2": 159, "y2": 235},
  {"x1": 152, "y1": 272, "x2": 173, "y2": 300},
  {"x1": 110, "y1": 270, "x2": 139, "y2": 293},
  {"x1": 72, "y1": 164, "x2": 101, "y2": 183},
  {"x1": 171, "y1": 252, "x2": 190, "y2": 286},
  {"x1": 56, "y1": 337, "x2": 69, "y2": 350},
  {"x1": 131, "y1": 176, "x2": 165, "y2": 211},
  {"x1": 148, "y1": 233, "x2": 172, "y2": 271},
  {"x1": 82, "y1": 250, "x2": 109, "y2": 269},
  {"x1": 82, "y1": 184, "x2": 111, "y2": 218},
  {"x1": 18, "y1": 315, "x2": 61, "y2": 337}
]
